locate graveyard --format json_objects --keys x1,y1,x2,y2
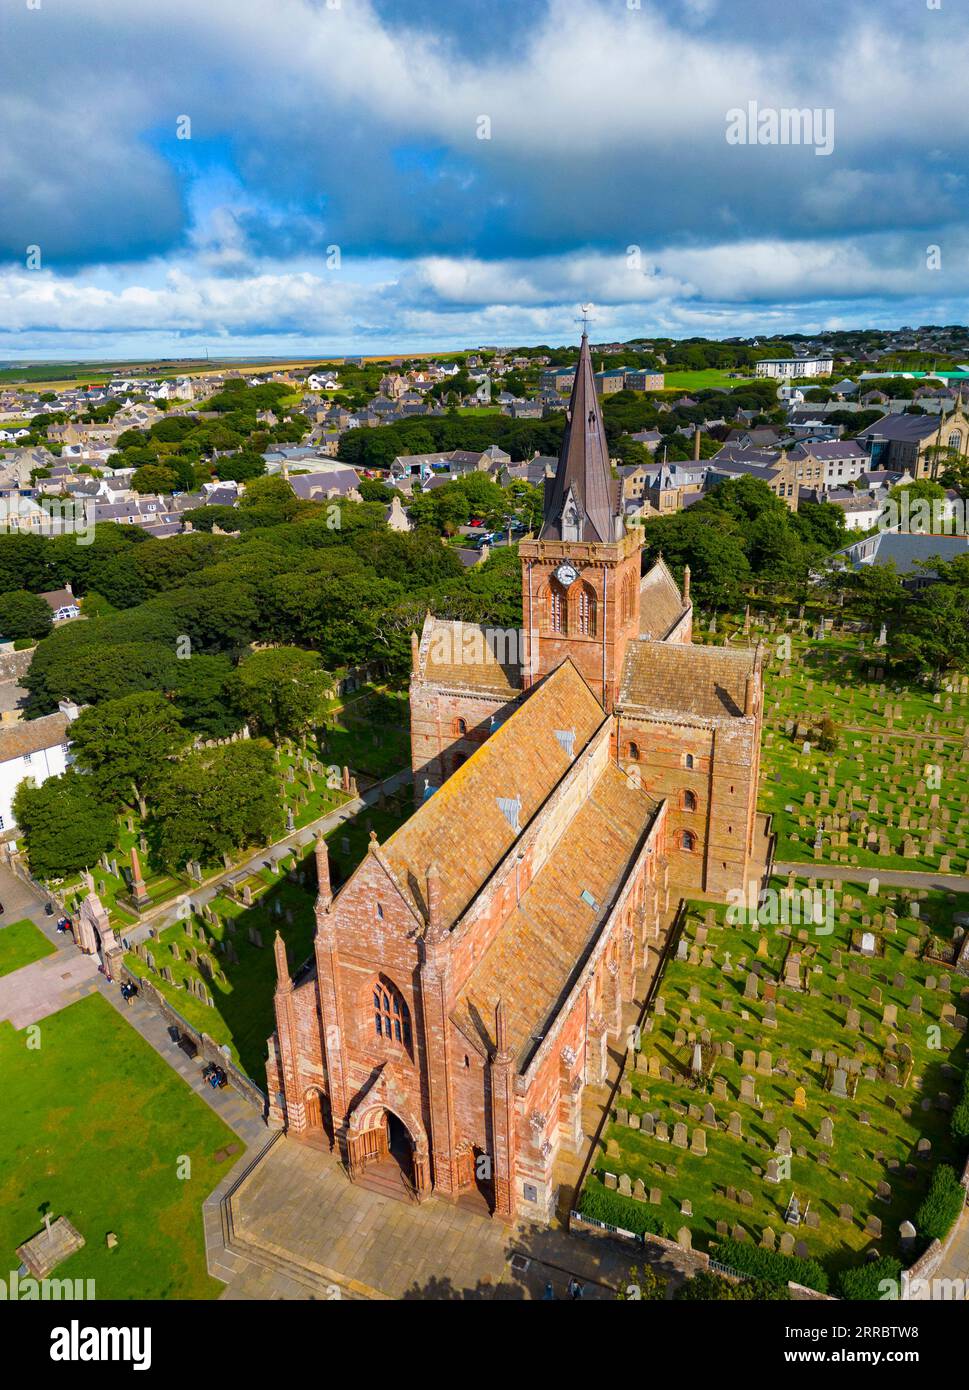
[
  {"x1": 122, "y1": 801, "x2": 410, "y2": 1081},
  {"x1": 318, "y1": 688, "x2": 411, "y2": 784},
  {"x1": 756, "y1": 623, "x2": 969, "y2": 872},
  {"x1": 582, "y1": 876, "x2": 969, "y2": 1284},
  {"x1": 0, "y1": 993, "x2": 238, "y2": 1299}
]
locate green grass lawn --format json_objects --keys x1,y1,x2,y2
[
  {"x1": 0, "y1": 993, "x2": 240, "y2": 1299},
  {"x1": 659, "y1": 370, "x2": 757, "y2": 392},
  {"x1": 584, "y1": 881, "x2": 968, "y2": 1281},
  {"x1": 0, "y1": 919, "x2": 55, "y2": 977}
]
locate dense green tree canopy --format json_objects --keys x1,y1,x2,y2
[
  {"x1": 149, "y1": 741, "x2": 281, "y2": 869},
  {"x1": 235, "y1": 646, "x2": 330, "y2": 742},
  {"x1": 0, "y1": 589, "x2": 53, "y2": 640},
  {"x1": 68, "y1": 691, "x2": 189, "y2": 808},
  {"x1": 13, "y1": 771, "x2": 117, "y2": 880}
]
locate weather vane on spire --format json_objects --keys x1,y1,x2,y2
[{"x1": 577, "y1": 303, "x2": 595, "y2": 336}]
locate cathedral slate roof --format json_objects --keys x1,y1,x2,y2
[
  {"x1": 453, "y1": 759, "x2": 658, "y2": 1065},
  {"x1": 383, "y1": 660, "x2": 605, "y2": 927},
  {"x1": 638, "y1": 557, "x2": 688, "y2": 639},
  {"x1": 418, "y1": 615, "x2": 522, "y2": 696},
  {"x1": 619, "y1": 639, "x2": 758, "y2": 720}
]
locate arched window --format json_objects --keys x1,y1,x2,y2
[
  {"x1": 948, "y1": 431, "x2": 962, "y2": 452},
  {"x1": 545, "y1": 581, "x2": 568, "y2": 635},
  {"x1": 681, "y1": 830, "x2": 696, "y2": 852},
  {"x1": 373, "y1": 978, "x2": 412, "y2": 1051},
  {"x1": 576, "y1": 582, "x2": 597, "y2": 637},
  {"x1": 452, "y1": 752, "x2": 467, "y2": 774},
  {"x1": 683, "y1": 790, "x2": 697, "y2": 812},
  {"x1": 628, "y1": 741, "x2": 640, "y2": 761},
  {"x1": 684, "y1": 753, "x2": 695, "y2": 770},
  {"x1": 454, "y1": 717, "x2": 468, "y2": 736}
]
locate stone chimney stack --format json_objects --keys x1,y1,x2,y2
[
  {"x1": 682, "y1": 564, "x2": 691, "y2": 605},
  {"x1": 693, "y1": 427, "x2": 701, "y2": 461}
]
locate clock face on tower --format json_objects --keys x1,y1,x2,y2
[{"x1": 555, "y1": 562, "x2": 579, "y2": 588}]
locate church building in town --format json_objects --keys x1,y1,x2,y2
[{"x1": 266, "y1": 331, "x2": 766, "y2": 1223}]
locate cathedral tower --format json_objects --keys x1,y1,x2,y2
[{"x1": 519, "y1": 331, "x2": 643, "y2": 710}]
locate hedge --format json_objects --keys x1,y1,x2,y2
[
  {"x1": 712, "y1": 1236, "x2": 829, "y2": 1293},
  {"x1": 837, "y1": 1256, "x2": 902, "y2": 1301},
  {"x1": 674, "y1": 1271, "x2": 792, "y2": 1301},
  {"x1": 952, "y1": 1069, "x2": 969, "y2": 1145},
  {"x1": 578, "y1": 1178, "x2": 669, "y2": 1239},
  {"x1": 915, "y1": 1164, "x2": 965, "y2": 1242}
]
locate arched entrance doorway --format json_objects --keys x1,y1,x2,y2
[
  {"x1": 302, "y1": 1088, "x2": 332, "y2": 1148},
  {"x1": 349, "y1": 1107, "x2": 423, "y2": 1201}
]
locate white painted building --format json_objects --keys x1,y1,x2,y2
[
  {"x1": 755, "y1": 357, "x2": 834, "y2": 379},
  {"x1": 0, "y1": 702, "x2": 79, "y2": 833}
]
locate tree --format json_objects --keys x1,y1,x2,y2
[
  {"x1": 890, "y1": 574, "x2": 969, "y2": 678},
  {"x1": 13, "y1": 772, "x2": 116, "y2": 880},
  {"x1": 238, "y1": 474, "x2": 300, "y2": 525},
  {"x1": 214, "y1": 450, "x2": 266, "y2": 483},
  {"x1": 617, "y1": 1264, "x2": 666, "y2": 1301},
  {"x1": 0, "y1": 589, "x2": 52, "y2": 640},
  {"x1": 0, "y1": 533, "x2": 51, "y2": 593},
  {"x1": 68, "y1": 691, "x2": 189, "y2": 809},
  {"x1": 172, "y1": 653, "x2": 244, "y2": 738},
  {"x1": 149, "y1": 741, "x2": 281, "y2": 869},
  {"x1": 23, "y1": 636, "x2": 179, "y2": 714},
  {"x1": 235, "y1": 646, "x2": 329, "y2": 742},
  {"x1": 642, "y1": 513, "x2": 750, "y2": 610},
  {"x1": 837, "y1": 562, "x2": 906, "y2": 629},
  {"x1": 358, "y1": 478, "x2": 394, "y2": 503}
]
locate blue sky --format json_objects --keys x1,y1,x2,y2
[{"x1": 2, "y1": 0, "x2": 968, "y2": 359}]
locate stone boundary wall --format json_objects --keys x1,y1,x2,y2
[
  {"x1": 901, "y1": 1152, "x2": 969, "y2": 1295},
  {"x1": 121, "y1": 964, "x2": 267, "y2": 1115}
]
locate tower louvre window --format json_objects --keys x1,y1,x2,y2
[{"x1": 577, "y1": 583, "x2": 596, "y2": 637}]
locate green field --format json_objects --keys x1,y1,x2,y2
[
  {"x1": 0, "y1": 918, "x2": 55, "y2": 976},
  {"x1": 659, "y1": 370, "x2": 758, "y2": 392},
  {"x1": 583, "y1": 881, "x2": 968, "y2": 1282},
  {"x1": 0, "y1": 993, "x2": 239, "y2": 1299}
]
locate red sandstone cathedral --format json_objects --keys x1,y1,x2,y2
[{"x1": 267, "y1": 333, "x2": 766, "y2": 1221}]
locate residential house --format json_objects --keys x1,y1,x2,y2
[{"x1": 0, "y1": 702, "x2": 78, "y2": 833}]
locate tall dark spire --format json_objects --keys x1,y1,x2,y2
[{"x1": 540, "y1": 332, "x2": 621, "y2": 543}]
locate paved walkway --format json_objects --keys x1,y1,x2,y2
[
  {"x1": 211, "y1": 1137, "x2": 697, "y2": 1301},
  {"x1": 931, "y1": 1209, "x2": 969, "y2": 1291},
  {"x1": 93, "y1": 968, "x2": 268, "y2": 1147},
  {"x1": 774, "y1": 862, "x2": 969, "y2": 893},
  {"x1": 0, "y1": 862, "x2": 101, "y2": 1027}
]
